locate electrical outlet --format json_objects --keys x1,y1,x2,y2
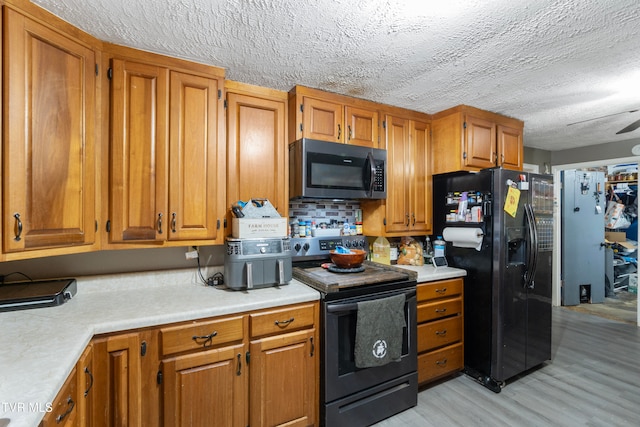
[{"x1": 185, "y1": 248, "x2": 199, "y2": 259}]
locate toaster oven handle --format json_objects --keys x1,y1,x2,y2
[
  {"x1": 246, "y1": 262, "x2": 253, "y2": 289},
  {"x1": 364, "y1": 152, "x2": 376, "y2": 197}
]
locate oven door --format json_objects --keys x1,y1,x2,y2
[{"x1": 323, "y1": 286, "x2": 417, "y2": 403}]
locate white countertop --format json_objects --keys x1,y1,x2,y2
[
  {"x1": 395, "y1": 264, "x2": 467, "y2": 283},
  {"x1": 0, "y1": 268, "x2": 320, "y2": 427},
  {"x1": 0, "y1": 263, "x2": 465, "y2": 427}
]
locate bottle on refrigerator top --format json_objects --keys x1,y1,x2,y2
[{"x1": 433, "y1": 236, "x2": 446, "y2": 257}]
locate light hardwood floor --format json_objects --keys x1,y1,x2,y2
[{"x1": 375, "y1": 307, "x2": 640, "y2": 426}]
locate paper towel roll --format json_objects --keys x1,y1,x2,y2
[{"x1": 443, "y1": 227, "x2": 484, "y2": 251}]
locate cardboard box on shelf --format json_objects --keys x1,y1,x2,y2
[{"x1": 605, "y1": 231, "x2": 627, "y2": 242}]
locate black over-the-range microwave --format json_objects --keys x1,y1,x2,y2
[{"x1": 288, "y1": 138, "x2": 387, "y2": 200}]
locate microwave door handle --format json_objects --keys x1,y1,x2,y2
[{"x1": 365, "y1": 152, "x2": 375, "y2": 196}]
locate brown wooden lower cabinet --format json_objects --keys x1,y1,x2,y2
[
  {"x1": 92, "y1": 332, "x2": 143, "y2": 427},
  {"x1": 417, "y1": 278, "x2": 465, "y2": 385},
  {"x1": 162, "y1": 343, "x2": 248, "y2": 426},
  {"x1": 76, "y1": 344, "x2": 94, "y2": 427},
  {"x1": 40, "y1": 367, "x2": 78, "y2": 427},
  {"x1": 249, "y1": 328, "x2": 316, "y2": 427},
  {"x1": 48, "y1": 302, "x2": 319, "y2": 427}
]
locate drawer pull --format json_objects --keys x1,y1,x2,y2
[
  {"x1": 236, "y1": 353, "x2": 242, "y2": 376},
  {"x1": 274, "y1": 317, "x2": 294, "y2": 327},
  {"x1": 84, "y1": 367, "x2": 94, "y2": 397},
  {"x1": 435, "y1": 330, "x2": 447, "y2": 336},
  {"x1": 192, "y1": 331, "x2": 218, "y2": 347},
  {"x1": 435, "y1": 288, "x2": 447, "y2": 294},
  {"x1": 55, "y1": 396, "x2": 75, "y2": 423},
  {"x1": 436, "y1": 358, "x2": 448, "y2": 366},
  {"x1": 435, "y1": 308, "x2": 447, "y2": 313}
]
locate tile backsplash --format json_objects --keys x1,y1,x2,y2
[{"x1": 288, "y1": 200, "x2": 361, "y2": 226}]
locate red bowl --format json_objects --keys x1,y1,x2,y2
[{"x1": 329, "y1": 249, "x2": 366, "y2": 269}]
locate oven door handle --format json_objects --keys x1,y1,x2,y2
[{"x1": 326, "y1": 289, "x2": 416, "y2": 313}]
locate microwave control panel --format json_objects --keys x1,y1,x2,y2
[{"x1": 374, "y1": 161, "x2": 385, "y2": 191}]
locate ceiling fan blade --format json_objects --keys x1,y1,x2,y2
[
  {"x1": 567, "y1": 109, "x2": 639, "y2": 126},
  {"x1": 616, "y1": 118, "x2": 640, "y2": 134}
]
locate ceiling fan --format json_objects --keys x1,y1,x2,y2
[{"x1": 567, "y1": 109, "x2": 640, "y2": 134}]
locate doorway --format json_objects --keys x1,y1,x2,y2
[{"x1": 552, "y1": 156, "x2": 639, "y2": 326}]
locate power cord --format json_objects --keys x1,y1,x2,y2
[
  {"x1": 0, "y1": 272, "x2": 34, "y2": 286},
  {"x1": 195, "y1": 251, "x2": 225, "y2": 288}
]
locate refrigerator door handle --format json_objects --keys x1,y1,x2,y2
[{"x1": 524, "y1": 203, "x2": 539, "y2": 289}]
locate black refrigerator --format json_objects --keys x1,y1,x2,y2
[{"x1": 433, "y1": 168, "x2": 554, "y2": 392}]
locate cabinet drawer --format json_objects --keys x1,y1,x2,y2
[
  {"x1": 418, "y1": 298, "x2": 462, "y2": 323},
  {"x1": 418, "y1": 342, "x2": 463, "y2": 384},
  {"x1": 41, "y1": 367, "x2": 78, "y2": 426},
  {"x1": 418, "y1": 316, "x2": 462, "y2": 352},
  {"x1": 418, "y1": 278, "x2": 463, "y2": 302},
  {"x1": 250, "y1": 303, "x2": 315, "y2": 338},
  {"x1": 160, "y1": 315, "x2": 244, "y2": 356}
]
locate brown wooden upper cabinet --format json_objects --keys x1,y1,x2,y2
[
  {"x1": 106, "y1": 45, "x2": 226, "y2": 245},
  {"x1": 361, "y1": 110, "x2": 432, "y2": 237},
  {"x1": 2, "y1": 6, "x2": 98, "y2": 256},
  {"x1": 225, "y1": 81, "x2": 288, "y2": 222},
  {"x1": 288, "y1": 86, "x2": 379, "y2": 147},
  {"x1": 431, "y1": 105, "x2": 523, "y2": 174}
]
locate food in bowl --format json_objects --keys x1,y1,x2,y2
[{"x1": 329, "y1": 249, "x2": 366, "y2": 269}]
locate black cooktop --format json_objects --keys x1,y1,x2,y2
[{"x1": 0, "y1": 278, "x2": 77, "y2": 312}]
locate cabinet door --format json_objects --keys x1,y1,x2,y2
[
  {"x1": 168, "y1": 71, "x2": 223, "y2": 241},
  {"x1": 163, "y1": 344, "x2": 248, "y2": 427},
  {"x1": 3, "y1": 8, "x2": 96, "y2": 252},
  {"x1": 497, "y1": 124, "x2": 523, "y2": 170},
  {"x1": 302, "y1": 97, "x2": 344, "y2": 142},
  {"x1": 345, "y1": 105, "x2": 379, "y2": 147},
  {"x1": 92, "y1": 333, "x2": 142, "y2": 427},
  {"x1": 464, "y1": 115, "x2": 496, "y2": 169},
  {"x1": 109, "y1": 58, "x2": 168, "y2": 242},
  {"x1": 76, "y1": 344, "x2": 94, "y2": 427},
  {"x1": 250, "y1": 329, "x2": 316, "y2": 427},
  {"x1": 41, "y1": 367, "x2": 78, "y2": 427},
  {"x1": 226, "y1": 91, "x2": 287, "y2": 216},
  {"x1": 384, "y1": 115, "x2": 411, "y2": 233},
  {"x1": 409, "y1": 120, "x2": 431, "y2": 233}
]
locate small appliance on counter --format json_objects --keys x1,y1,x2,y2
[
  {"x1": 224, "y1": 237, "x2": 292, "y2": 290},
  {"x1": 0, "y1": 278, "x2": 77, "y2": 312}
]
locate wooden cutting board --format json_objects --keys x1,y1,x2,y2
[{"x1": 293, "y1": 262, "x2": 414, "y2": 293}]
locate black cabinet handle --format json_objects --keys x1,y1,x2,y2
[
  {"x1": 84, "y1": 367, "x2": 94, "y2": 397},
  {"x1": 236, "y1": 353, "x2": 242, "y2": 376},
  {"x1": 55, "y1": 396, "x2": 75, "y2": 423},
  {"x1": 171, "y1": 212, "x2": 177, "y2": 233},
  {"x1": 14, "y1": 213, "x2": 22, "y2": 241},
  {"x1": 192, "y1": 331, "x2": 217, "y2": 347},
  {"x1": 157, "y1": 212, "x2": 163, "y2": 234},
  {"x1": 274, "y1": 317, "x2": 294, "y2": 327}
]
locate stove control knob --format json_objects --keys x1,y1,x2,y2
[
  {"x1": 260, "y1": 247, "x2": 266, "y2": 254},
  {"x1": 303, "y1": 243, "x2": 310, "y2": 251},
  {"x1": 358, "y1": 240, "x2": 365, "y2": 248},
  {"x1": 294, "y1": 243, "x2": 301, "y2": 252}
]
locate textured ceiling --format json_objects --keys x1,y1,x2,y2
[{"x1": 32, "y1": 0, "x2": 640, "y2": 152}]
